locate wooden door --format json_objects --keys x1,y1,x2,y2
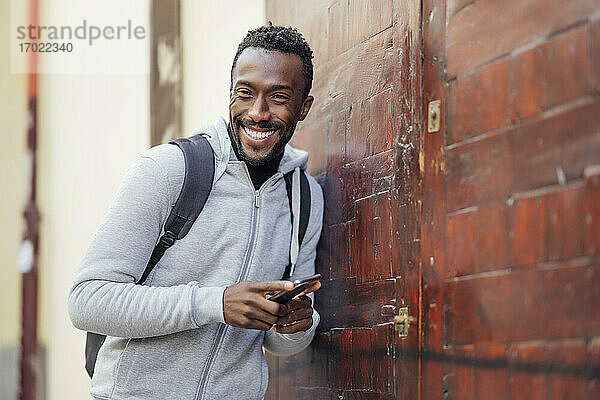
[
  {"x1": 264, "y1": 0, "x2": 423, "y2": 398},
  {"x1": 266, "y1": 0, "x2": 600, "y2": 399},
  {"x1": 421, "y1": 0, "x2": 600, "y2": 399}
]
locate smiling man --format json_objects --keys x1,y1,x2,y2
[{"x1": 68, "y1": 24, "x2": 323, "y2": 400}]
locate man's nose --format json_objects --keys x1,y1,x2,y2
[{"x1": 248, "y1": 95, "x2": 270, "y2": 122}]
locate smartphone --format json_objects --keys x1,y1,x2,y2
[{"x1": 268, "y1": 274, "x2": 322, "y2": 304}]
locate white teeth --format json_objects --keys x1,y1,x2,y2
[{"x1": 243, "y1": 126, "x2": 275, "y2": 140}]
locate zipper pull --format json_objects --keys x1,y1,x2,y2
[{"x1": 254, "y1": 191, "x2": 260, "y2": 208}]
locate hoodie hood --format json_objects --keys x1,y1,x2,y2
[{"x1": 188, "y1": 116, "x2": 309, "y2": 182}]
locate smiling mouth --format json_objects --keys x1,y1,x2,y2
[{"x1": 242, "y1": 125, "x2": 277, "y2": 141}]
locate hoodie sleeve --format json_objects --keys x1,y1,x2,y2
[
  {"x1": 67, "y1": 151, "x2": 225, "y2": 339},
  {"x1": 263, "y1": 175, "x2": 324, "y2": 356}
]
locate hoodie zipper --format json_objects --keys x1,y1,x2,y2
[{"x1": 195, "y1": 165, "x2": 282, "y2": 400}]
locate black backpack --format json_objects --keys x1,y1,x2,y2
[{"x1": 85, "y1": 134, "x2": 311, "y2": 378}]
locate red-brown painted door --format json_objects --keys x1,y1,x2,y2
[
  {"x1": 265, "y1": 0, "x2": 600, "y2": 398},
  {"x1": 264, "y1": 1, "x2": 423, "y2": 398},
  {"x1": 421, "y1": 1, "x2": 600, "y2": 399}
]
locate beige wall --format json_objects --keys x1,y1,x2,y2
[
  {"x1": 181, "y1": 0, "x2": 265, "y2": 133},
  {"x1": 36, "y1": 1, "x2": 151, "y2": 399},
  {"x1": 37, "y1": 71, "x2": 150, "y2": 399},
  {"x1": 2, "y1": 1, "x2": 264, "y2": 399}
]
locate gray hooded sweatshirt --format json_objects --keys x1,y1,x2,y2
[{"x1": 67, "y1": 117, "x2": 324, "y2": 400}]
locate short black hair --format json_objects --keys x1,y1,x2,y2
[{"x1": 231, "y1": 22, "x2": 314, "y2": 97}]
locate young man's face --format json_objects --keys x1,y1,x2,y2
[{"x1": 229, "y1": 47, "x2": 313, "y2": 167}]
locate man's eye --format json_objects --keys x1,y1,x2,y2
[
  {"x1": 237, "y1": 89, "x2": 252, "y2": 97},
  {"x1": 272, "y1": 93, "x2": 289, "y2": 101}
]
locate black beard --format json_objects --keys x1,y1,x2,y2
[{"x1": 228, "y1": 117, "x2": 290, "y2": 167}]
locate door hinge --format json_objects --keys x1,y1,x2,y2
[{"x1": 393, "y1": 307, "x2": 415, "y2": 339}]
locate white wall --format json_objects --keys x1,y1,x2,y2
[{"x1": 181, "y1": 0, "x2": 265, "y2": 133}]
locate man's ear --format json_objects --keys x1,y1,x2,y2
[{"x1": 298, "y1": 95, "x2": 314, "y2": 121}]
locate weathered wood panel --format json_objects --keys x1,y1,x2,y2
[
  {"x1": 265, "y1": 1, "x2": 600, "y2": 399},
  {"x1": 420, "y1": 0, "x2": 447, "y2": 398},
  {"x1": 445, "y1": 262, "x2": 600, "y2": 345},
  {"x1": 446, "y1": 0, "x2": 597, "y2": 77},
  {"x1": 265, "y1": 0, "x2": 422, "y2": 398},
  {"x1": 437, "y1": 1, "x2": 600, "y2": 399},
  {"x1": 445, "y1": 100, "x2": 600, "y2": 212}
]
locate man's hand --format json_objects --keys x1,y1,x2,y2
[
  {"x1": 223, "y1": 280, "x2": 292, "y2": 331},
  {"x1": 273, "y1": 280, "x2": 321, "y2": 334}
]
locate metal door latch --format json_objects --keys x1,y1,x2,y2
[
  {"x1": 428, "y1": 100, "x2": 441, "y2": 133},
  {"x1": 393, "y1": 307, "x2": 414, "y2": 339}
]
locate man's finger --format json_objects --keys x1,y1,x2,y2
[
  {"x1": 284, "y1": 295, "x2": 312, "y2": 312},
  {"x1": 251, "y1": 280, "x2": 293, "y2": 293},
  {"x1": 296, "y1": 281, "x2": 321, "y2": 297},
  {"x1": 276, "y1": 306, "x2": 313, "y2": 325},
  {"x1": 248, "y1": 319, "x2": 274, "y2": 331},
  {"x1": 256, "y1": 296, "x2": 288, "y2": 317},
  {"x1": 246, "y1": 310, "x2": 279, "y2": 325},
  {"x1": 273, "y1": 317, "x2": 313, "y2": 334}
]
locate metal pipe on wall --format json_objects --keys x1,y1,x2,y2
[{"x1": 20, "y1": 0, "x2": 39, "y2": 397}]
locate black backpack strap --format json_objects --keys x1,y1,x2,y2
[
  {"x1": 85, "y1": 332, "x2": 105, "y2": 377},
  {"x1": 139, "y1": 134, "x2": 214, "y2": 284},
  {"x1": 282, "y1": 170, "x2": 311, "y2": 280},
  {"x1": 85, "y1": 135, "x2": 215, "y2": 379}
]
